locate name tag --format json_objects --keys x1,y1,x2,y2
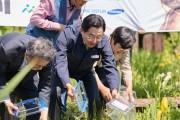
[{"x1": 91, "y1": 55, "x2": 99, "y2": 59}]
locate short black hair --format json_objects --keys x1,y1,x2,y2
[
  {"x1": 110, "y1": 26, "x2": 136, "y2": 49},
  {"x1": 81, "y1": 14, "x2": 106, "y2": 32}
]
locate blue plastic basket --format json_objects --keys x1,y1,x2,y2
[
  {"x1": 74, "y1": 80, "x2": 88, "y2": 112},
  {"x1": 13, "y1": 98, "x2": 47, "y2": 118}
]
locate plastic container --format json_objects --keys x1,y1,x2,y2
[
  {"x1": 106, "y1": 91, "x2": 136, "y2": 120},
  {"x1": 13, "y1": 98, "x2": 47, "y2": 118},
  {"x1": 74, "y1": 80, "x2": 88, "y2": 112}
]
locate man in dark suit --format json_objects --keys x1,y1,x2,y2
[
  {"x1": 0, "y1": 32, "x2": 56, "y2": 120},
  {"x1": 52, "y1": 14, "x2": 120, "y2": 119}
]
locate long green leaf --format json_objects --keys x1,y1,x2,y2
[{"x1": 0, "y1": 62, "x2": 35, "y2": 100}]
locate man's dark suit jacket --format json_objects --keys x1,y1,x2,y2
[
  {"x1": 0, "y1": 32, "x2": 51, "y2": 106},
  {"x1": 55, "y1": 23, "x2": 120, "y2": 90}
]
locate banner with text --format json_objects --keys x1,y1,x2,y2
[
  {"x1": 0, "y1": 0, "x2": 39, "y2": 27},
  {"x1": 82, "y1": 0, "x2": 180, "y2": 32}
]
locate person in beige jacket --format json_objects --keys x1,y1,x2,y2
[{"x1": 94, "y1": 26, "x2": 136, "y2": 103}]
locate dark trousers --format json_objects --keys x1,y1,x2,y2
[
  {"x1": 49, "y1": 69, "x2": 102, "y2": 120},
  {"x1": 94, "y1": 66, "x2": 110, "y2": 108},
  {"x1": 82, "y1": 71, "x2": 102, "y2": 119},
  {"x1": 48, "y1": 67, "x2": 67, "y2": 120},
  {"x1": 48, "y1": 82, "x2": 62, "y2": 120}
]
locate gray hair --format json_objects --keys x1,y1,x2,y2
[{"x1": 26, "y1": 37, "x2": 56, "y2": 61}]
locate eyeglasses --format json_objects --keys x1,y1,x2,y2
[{"x1": 84, "y1": 32, "x2": 102, "y2": 42}]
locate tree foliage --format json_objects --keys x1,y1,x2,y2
[{"x1": 0, "y1": 26, "x2": 25, "y2": 36}]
